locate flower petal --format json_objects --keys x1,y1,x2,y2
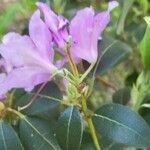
[
  {"x1": 2, "y1": 32, "x2": 21, "y2": 44},
  {"x1": 0, "y1": 66, "x2": 50, "y2": 96},
  {"x1": 0, "y1": 33, "x2": 38, "y2": 67},
  {"x1": 29, "y1": 10, "x2": 54, "y2": 62},
  {"x1": 0, "y1": 58, "x2": 12, "y2": 73},
  {"x1": 37, "y1": 2, "x2": 69, "y2": 51},
  {"x1": 36, "y1": 2, "x2": 58, "y2": 32},
  {"x1": 93, "y1": 1, "x2": 119, "y2": 39},
  {"x1": 70, "y1": 7, "x2": 96, "y2": 63},
  {"x1": 70, "y1": 1, "x2": 118, "y2": 63},
  {"x1": 0, "y1": 33, "x2": 54, "y2": 72}
]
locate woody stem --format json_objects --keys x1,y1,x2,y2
[
  {"x1": 66, "y1": 47, "x2": 101, "y2": 150},
  {"x1": 81, "y1": 95, "x2": 101, "y2": 150},
  {"x1": 66, "y1": 46, "x2": 79, "y2": 77}
]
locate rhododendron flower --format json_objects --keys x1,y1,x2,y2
[
  {"x1": 36, "y1": 2, "x2": 69, "y2": 53},
  {"x1": 0, "y1": 10, "x2": 57, "y2": 97},
  {"x1": 70, "y1": 1, "x2": 119, "y2": 63},
  {"x1": 37, "y1": 1, "x2": 118, "y2": 64},
  {"x1": 37, "y1": 2, "x2": 81, "y2": 66}
]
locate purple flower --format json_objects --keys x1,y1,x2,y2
[
  {"x1": 36, "y1": 2, "x2": 69, "y2": 54},
  {"x1": 37, "y1": 1, "x2": 118, "y2": 64},
  {"x1": 36, "y1": 2, "x2": 74, "y2": 68},
  {"x1": 70, "y1": 1, "x2": 119, "y2": 63},
  {"x1": 0, "y1": 10, "x2": 57, "y2": 97}
]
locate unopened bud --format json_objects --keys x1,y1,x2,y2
[
  {"x1": 67, "y1": 35, "x2": 72, "y2": 46},
  {"x1": 65, "y1": 35, "x2": 73, "y2": 52}
]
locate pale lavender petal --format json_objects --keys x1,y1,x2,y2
[
  {"x1": 70, "y1": 2, "x2": 118, "y2": 63},
  {"x1": 94, "y1": 1, "x2": 119, "y2": 38},
  {"x1": 29, "y1": 10, "x2": 54, "y2": 62},
  {"x1": 36, "y1": 2, "x2": 58, "y2": 32},
  {"x1": 0, "y1": 33, "x2": 56, "y2": 72},
  {"x1": 37, "y1": 2, "x2": 69, "y2": 51},
  {"x1": 0, "y1": 34, "x2": 37, "y2": 67},
  {"x1": 0, "y1": 58, "x2": 12, "y2": 73},
  {"x1": 2, "y1": 32, "x2": 21, "y2": 44},
  {"x1": 0, "y1": 66, "x2": 50, "y2": 96},
  {"x1": 0, "y1": 73, "x2": 6, "y2": 83},
  {"x1": 0, "y1": 73, "x2": 7, "y2": 100},
  {"x1": 70, "y1": 7, "x2": 96, "y2": 63}
]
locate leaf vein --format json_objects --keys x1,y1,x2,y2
[
  {"x1": 94, "y1": 113, "x2": 145, "y2": 139},
  {"x1": 23, "y1": 117, "x2": 58, "y2": 150},
  {"x1": 0, "y1": 122, "x2": 7, "y2": 150},
  {"x1": 66, "y1": 106, "x2": 74, "y2": 150}
]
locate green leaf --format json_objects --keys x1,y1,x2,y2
[
  {"x1": 80, "y1": 131, "x2": 95, "y2": 150},
  {"x1": 93, "y1": 104, "x2": 150, "y2": 148},
  {"x1": 19, "y1": 116, "x2": 61, "y2": 150},
  {"x1": 13, "y1": 82, "x2": 62, "y2": 120},
  {"x1": 14, "y1": 94, "x2": 61, "y2": 120},
  {"x1": 101, "y1": 138, "x2": 125, "y2": 150},
  {"x1": 112, "y1": 87, "x2": 131, "y2": 105},
  {"x1": 138, "y1": 0, "x2": 149, "y2": 15},
  {"x1": 95, "y1": 35, "x2": 132, "y2": 75},
  {"x1": 56, "y1": 106, "x2": 83, "y2": 150},
  {"x1": 117, "y1": 0, "x2": 135, "y2": 35},
  {"x1": 140, "y1": 17, "x2": 150, "y2": 71},
  {"x1": 0, "y1": 120, "x2": 24, "y2": 150},
  {"x1": 80, "y1": 132, "x2": 125, "y2": 150},
  {"x1": 33, "y1": 81, "x2": 62, "y2": 99},
  {"x1": 144, "y1": 114, "x2": 150, "y2": 126}
]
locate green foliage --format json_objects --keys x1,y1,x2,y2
[
  {"x1": 14, "y1": 93, "x2": 62, "y2": 120},
  {"x1": 94, "y1": 35, "x2": 132, "y2": 75},
  {"x1": 131, "y1": 72, "x2": 150, "y2": 112},
  {"x1": 112, "y1": 87, "x2": 131, "y2": 105},
  {"x1": 19, "y1": 116, "x2": 61, "y2": 150},
  {"x1": 0, "y1": 4, "x2": 21, "y2": 38},
  {"x1": 117, "y1": 0, "x2": 135, "y2": 35},
  {"x1": 56, "y1": 106, "x2": 83, "y2": 150},
  {"x1": 0, "y1": 120, "x2": 24, "y2": 150},
  {"x1": 0, "y1": 0, "x2": 36, "y2": 38},
  {"x1": 13, "y1": 82, "x2": 62, "y2": 120},
  {"x1": 140, "y1": 17, "x2": 150, "y2": 71},
  {"x1": 93, "y1": 104, "x2": 150, "y2": 148}
]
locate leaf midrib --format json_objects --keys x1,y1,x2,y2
[
  {"x1": 22, "y1": 117, "x2": 58, "y2": 150},
  {"x1": 93, "y1": 113, "x2": 149, "y2": 144},
  {"x1": 66, "y1": 106, "x2": 73, "y2": 150},
  {"x1": 0, "y1": 122, "x2": 7, "y2": 150}
]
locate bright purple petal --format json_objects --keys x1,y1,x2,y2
[
  {"x1": 58, "y1": 16, "x2": 69, "y2": 30},
  {"x1": 29, "y1": 10, "x2": 54, "y2": 62}
]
